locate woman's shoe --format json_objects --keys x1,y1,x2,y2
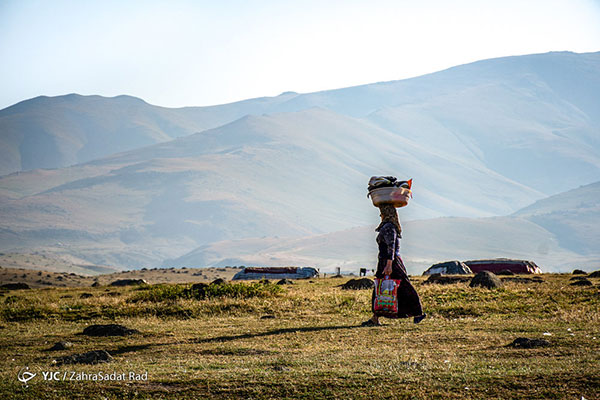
[{"x1": 413, "y1": 314, "x2": 427, "y2": 324}]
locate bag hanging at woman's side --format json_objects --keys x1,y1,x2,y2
[{"x1": 373, "y1": 276, "x2": 402, "y2": 318}]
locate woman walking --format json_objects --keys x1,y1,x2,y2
[{"x1": 362, "y1": 203, "x2": 426, "y2": 326}]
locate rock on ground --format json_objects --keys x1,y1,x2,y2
[
  {"x1": 424, "y1": 274, "x2": 471, "y2": 285},
  {"x1": 82, "y1": 324, "x2": 139, "y2": 336},
  {"x1": 588, "y1": 271, "x2": 600, "y2": 278},
  {"x1": 340, "y1": 278, "x2": 374, "y2": 290},
  {"x1": 470, "y1": 271, "x2": 503, "y2": 289},
  {"x1": 54, "y1": 350, "x2": 113, "y2": 365},
  {"x1": 48, "y1": 341, "x2": 73, "y2": 351},
  {"x1": 109, "y1": 279, "x2": 147, "y2": 286},
  {"x1": 572, "y1": 269, "x2": 587, "y2": 275},
  {"x1": 0, "y1": 283, "x2": 30, "y2": 290},
  {"x1": 508, "y1": 337, "x2": 550, "y2": 348},
  {"x1": 501, "y1": 277, "x2": 544, "y2": 284},
  {"x1": 570, "y1": 279, "x2": 593, "y2": 286},
  {"x1": 277, "y1": 279, "x2": 294, "y2": 285},
  {"x1": 185, "y1": 283, "x2": 208, "y2": 299}
]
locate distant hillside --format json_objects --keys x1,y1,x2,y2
[
  {"x1": 2, "y1": 51, "x2": 599, "y2": 192},
  {"x1": 169, "y1": 184, "x2": 600, "y2": 274},
  {"x1": 166, "y1": 216, "x2": 594, "y2": 274},
  {"x1": 0, "y1": 251, "x2": 118, "y2": 276},
  {"x1": 1, "y1": 51, "x2": 599, "y2": 269},
  {"x1": 513, "y1": 181, "x2": 600, "y2": 255},
  {"x1": 0, "y1": 94, "x2": 194, "y2": 175},
  {"x1": 0, "y1": 107, "x2": 547, "y2": 267},
  {"x1": 0, "y1": 92, "x2": 305, "y2": 176}
]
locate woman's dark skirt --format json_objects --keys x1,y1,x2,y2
[{"x1": 373, "y1": 257, "x2": 423, "y2": 318}]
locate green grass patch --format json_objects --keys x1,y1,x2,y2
[
  {"x1": 0, "y1": 274, "x2": 599, "y2": 399},
  {"x1": 129, "y1": 282, "x2": 283, "y2": 303}
]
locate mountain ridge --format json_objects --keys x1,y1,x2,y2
[
  {"x1": 1, "y1": 51, "x2": 599, "y2": 270},
  {"x1": 2, "y1": 51, "x2": 599, "y2": 177},
  {"x1": 168, "y1": 181, "x2": 600, "y2": 273}
]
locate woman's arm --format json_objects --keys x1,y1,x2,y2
[
  {"x1": 380, "y1": 224, "x2": 396, "y2": 276},
  {"x1": 383, "y1": 259, "x2": 393, "y2": 276}
]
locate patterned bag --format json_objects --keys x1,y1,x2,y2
[{"x1": 373, "y1": 276, "x2": 402, "y2": 318}]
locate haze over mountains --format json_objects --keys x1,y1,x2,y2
[
  {"x1": 0, "y1": 51, "x2": 598, "y2": 272},
  {"x1": 514, "y1": 181, "x2": 600, "y2": 256},
  {"x1": 169, "y1": 181, "x2": 600, "y2": 273}
]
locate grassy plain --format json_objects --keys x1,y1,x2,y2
[
  {"x1": 0, "y1": 261, "x2": 240, "y2": 288},
  {"x1": 1, "y1": 273, "x2": 599, "y2": 399}
]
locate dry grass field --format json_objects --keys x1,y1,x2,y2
[
  {"x1": 0, "y1": 255, "x2": 240, "y2": 288},
  {"x1": 1, "y1": 272, "x2": 599, "y2": 399}
]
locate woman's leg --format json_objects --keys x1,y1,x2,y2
[
  {"x1": 362, "y1": 287, "x2": 381, "y2": 326},
  {"x1": 370, "y1": 288, "x2": 380, "y2": 323},
  {"x1": 397, "y1": 279, "x2": 423, "y2": 317}
]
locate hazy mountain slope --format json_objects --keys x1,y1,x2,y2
[
  {"x1": 281, "y1": 51, "x2": 600, "y2": 121},
  {"x1": 0, "y1": 251, "x2": 118, "y2": 276},
  {"x1": 169, "y1": 183, "x2": 600, "y2": 274},
  {"x1": 366, "y1": 79, "x2": 600, "y2": 194},
  {"x1": 513, "y1": 181, "x2": 600, "y2": 254},
  {"x1": 3, "y1": 51, "x2": 598, "y2": 187},
  {"x1": 0, "y1": 94, "x2": 196, "y2": 175},
  {"x1": 1, "y1": 51, "x2": 599, "y2": 269},
  {"x1": 0, "y1": 108, "x2": 548, "y2": 267},
  {"x1": 0, "y1": 92, "x2": 302, "y2": 176},
  {"x1": 167, "y1": 216, "x2": 593, "y2": 274},
  {"x1": 179, "y1": 51, "x2": 600, "y2": 197},
  {"x1": 91, "y1": 107, "x2": 543, "y2": 218}
]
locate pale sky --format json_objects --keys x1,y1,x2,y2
[{"x1": 1, "y1": 0, "x2": 599, "y2": 110}]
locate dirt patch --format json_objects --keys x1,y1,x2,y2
[
  {"x1": 200, "y1": 347, "x2": 275, "y2": 356},
  {"x1": 81, "y1": 324, "x2": 139, "y2": 336},
  {"x1": 570, "y1": 279, "x2": 593, "y2": 286},
  {"x1": 48, "y1": 341, "x2": 73, "y2": 351},
  {"x1": 570, "y1": 276, "x2": 589, "y2": 281},
  {"x1": 340, "y1": 278, "x2": 374, "y2": 290},
  {"x1": 110, "y1": 279, "x2": 147, "y2": 286},
  {"x1": 54, "y1": 350, "x2": 113, "y2": 365},
  {"x1": 0, "y1": 282, "x2": 30, "y2": 290},
  {"x1": 0, "y1": 266, "x2": 240, "y2": 288},
  {"x1": 501, "y1": 277, "x2": 544, "y2": 284},
  {"x1": 508, "y1": 337, "x2": 550, "y2": 348},
  {"x1": 424, "y1": 274, "x2": 470, "y2": 285}
]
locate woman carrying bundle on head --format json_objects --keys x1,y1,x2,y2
[{"x1": 362, "y1": 177, "x2": 426, "y2": 326}]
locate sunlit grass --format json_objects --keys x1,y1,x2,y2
[{"x1": 0, "y1": 274, "x2": 598, "y2": 399}]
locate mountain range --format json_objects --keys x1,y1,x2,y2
[
  {"x1": 0, "y1": 51, "x2": 598, "y2": 272},
  {"x1": 167, "y1": 181, "x2": 600, "y2": 273}
]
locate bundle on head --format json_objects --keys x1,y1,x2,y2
[{"x1": 367, "y1": 176, "x2": 412, "y2": 208}]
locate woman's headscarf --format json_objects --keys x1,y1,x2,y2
[{"x1": 375, "y1": 203, "x2": 402, "y2": 236}]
